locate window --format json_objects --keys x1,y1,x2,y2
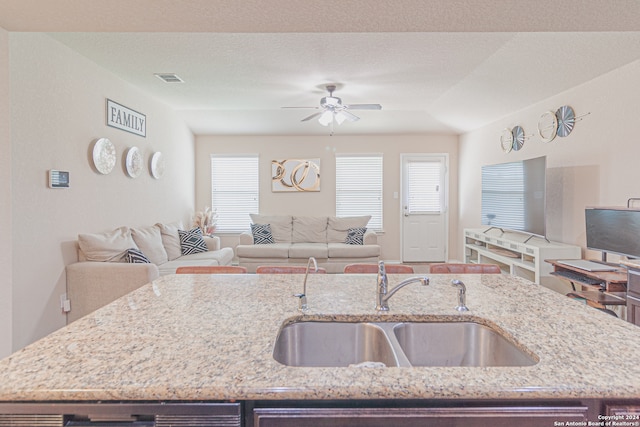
[
  {"x1": 406, "y1": 159, "x2": 444, "y2": 213},
  {"x1": 211, "y1": 155, "x2": 259, "y2": 233},
  {"x1": 335, "y1": 154, "x2": 383, "y2": 231}
]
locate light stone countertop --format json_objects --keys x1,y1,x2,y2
[{"x1": 1, "y1": 273, "x2": 639, "y2": 402}]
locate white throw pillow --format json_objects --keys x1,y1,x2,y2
[
  {"x1": 131, "y1": 225, "x2": 169, "y2": 265},
  {"x1": 249, "y1": 214, "x2": 293, "y2": 243},
  {"x1": 292, "y1": 216, "x2": 328, "y2": 243},
  {"x1": 78, "y1": 226, "x2": 138, "y2": 262},
  {"x1": 156, "y1": 221, "x2": 184, "y2": 260},
  {"x1": 327, "y1": 216, "x2": 371, "y2": 243}
]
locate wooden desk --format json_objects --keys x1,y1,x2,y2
[
  {"x1": 566, "y1": 291, "x2": 627, "y2": 306},
  {"x1": 545, "y1": 259, "x2": 627, "y2": 293}
]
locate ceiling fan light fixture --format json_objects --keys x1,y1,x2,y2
[
  {"x1": 318, "y1": 110, "x2": 334, "y2": 126},
  {"x1": 334, "y1": 112, "x2": 347, "y2": 125}
]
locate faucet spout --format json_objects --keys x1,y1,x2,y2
[
  {"x1": 376, "y1": 261, "x2": 429, "y2": 311},
  {"x1": 294, "y1": 257, "x2": 317, "y2": 312}
]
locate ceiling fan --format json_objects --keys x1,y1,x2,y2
[{"x1": 283, "y1": 85, "x2": 382, "y2": 133}]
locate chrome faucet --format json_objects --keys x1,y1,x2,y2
[
  {"x1": 451, "y1": 279, "x2": 470, "y2": 312},
  {"x1": 376, "y1": 261, "x2": 429, "y2": 311},
  {"x1": 294, "y1": 256, "x2": 317, "y2": 312}
]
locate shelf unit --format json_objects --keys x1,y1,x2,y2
[{"x1": 464, "y1": 228, "x2": 581, "y2": 287}]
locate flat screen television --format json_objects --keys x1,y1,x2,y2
[
  {"x1": 585, "y1": 207, "x2": 640, "y2": 260},
  {"x1": 481, "y1": 156, "x2": 546, "y2": 237}
]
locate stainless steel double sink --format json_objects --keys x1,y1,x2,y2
[{"x1": 273, "y1": 320, "x2": 538, "y2": 368}]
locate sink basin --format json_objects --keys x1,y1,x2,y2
[
  {"x1": 273, "y1": 322, "x2": 398, "y2": 367},
  {"x1": 273, "y1": 320, "x2": 537, "y2": 368},
  {"x1": 393, "y1": 322, "x2": 537, "y2": 367}
]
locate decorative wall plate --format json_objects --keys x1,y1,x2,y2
[
  {"x1": 512, "y1": 126, "x2": 525, "y2": 151},
  {"x1": 92, "y1": 138, "x2": 116, "y2": 174},
  {"x1": 500, "y1": 128, "x2": 514, "y2": 153},
  {"x1": 125, "y1": 147, "x2": 143, "y2": 178},
  {"x1": 556, "y1": 105, "x2": 575, "y2": 137},
  {"x1": 537, "y1": 111, "x2": 558, "y2": 143},
  {"x1": 150, "y1": 151, "x2": 165, "y2": 179}
]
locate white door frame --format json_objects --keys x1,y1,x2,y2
[{"x1": 400, "y1": 153, "x2": 449, "y2": 262}]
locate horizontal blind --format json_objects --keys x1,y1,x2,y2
[
  {"x1": 407, "y1": 160, "x2": 442, "y2": 213},
  {"x1": 211, "y1": 155, "x2": 259, "y2": 233},
  {"x1": 336, "y1": 154, "x2": 383, "y2": 231},
  {"x1": 481, "y1": 161, "x2": 525, "y2": 229}
]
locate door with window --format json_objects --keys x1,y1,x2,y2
[{"x1": 401, "y1": 154, "x2": 447, "y2": 262}]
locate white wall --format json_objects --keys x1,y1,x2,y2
[
  {"x1": 9, "y1": 33, "x2": 195, "y2": 351},
  {"x1": 459, "y1": 59, "x2": 640, "y2": 261},
  {"x1": 0, "y1": 26, "x2": 12, "y2": 358},
  {"x1": 195, "y1": 134, "x2": 459, "y2": 261}
]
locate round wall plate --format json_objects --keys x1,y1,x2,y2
[
  {"x1": 125, "y1": 147, "x2": 143, "y2": 178},
  {"x1": 500, "y1": 128, "x2": 514, "y2": 153},
  {"x1": 512, "y1": 126, "x2": 525, "y2": 151},
  {"x1": 538, "y1": 110, "x2": 558, "y2": 143},
  {"x1": 556, "y1": 105, "x2": 575, "y2": 137},
  {"x1": 150, "y1": 151, "x2": 165, "y2": 179},
  {"x1": 92, "y1": 138, "x2": 116, "y2": 175}
]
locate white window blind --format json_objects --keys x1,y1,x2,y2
[
  {"x1": 211, "y1": 155, "x2": 259, "y2": 233},
  {"x1": 335, "y1": 154, "x2": 383, "y2": 231},
  {"x1": 481, "y1": 161, "x2": 525, "y2": 230},
  {"x1": 406, "y1": 160, "x2": 443, "y2": 213}
]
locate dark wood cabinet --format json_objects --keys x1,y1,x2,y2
[
  {"x1": 250, "y1": 400, "x2": 599, "y2": 427},
  {"x1": 626, "y1": 267, "x2": 640, "y2": 326}
]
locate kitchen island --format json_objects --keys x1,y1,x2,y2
[{"x1": 1, "y1": 273, "x2": 639, "y2": 426}]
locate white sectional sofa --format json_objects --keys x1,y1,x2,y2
[
  {"x1": 65, "y1": 221, "x2": 234, "y2": 322},
  {"x1": 236, "y1": 214, "x2": 380, "y2": 273}
]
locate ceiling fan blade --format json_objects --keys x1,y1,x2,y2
[
  {"x1": 345, "y1": 103, "x2": 382, "y2": 110},
  {"x1": 301, "y1": 111, "x2": 323, "y2": 122},
  {"x1": 339, "y1": 110, "x2": 360, "y2": 122}
]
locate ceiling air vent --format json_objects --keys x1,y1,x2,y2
[{"x1": 154, "y1": 73, "x2": 184, "y2": 83}]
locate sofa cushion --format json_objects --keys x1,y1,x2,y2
[
  {"x1": 131, "y1": 225, "x2": 169, "y2": 265},
  {"x1": 177, "y1": 246, "x2": 234, "y2": 263},
  {"x1": 124, "y1": 248, "x2": 151, "y2": 264},
  {"x1": 178, "y1": 228, "x2": 209, "y2": 255},
  {"x1": 78, "y1": 226, "x2": 138, "y2": 262},
  {"x1": 345, "y1": 227, "x2": 367, "y2": 245},
  {"x1": 156, "y1": 221, "x2": 184, "y2": 261},
  {"x1": 251, "y1": 223, "x2": 275, "y2": 244},
  {"x1": 328, "y1": 242, "x2": 380, "y2": 258},
  {"x1": 236, "y1": 242, "x2": 291, "y2": 259},
  {"x1": 289, "y1": 243, "x2": 329, "y2": 259},
  {"x1": 327, "y1": 216, "x2": 371, "y2": 243},
  {"x1": 250, "y1": 214, "x2": 292, "y2": 243},
  {"x1": 292, "y1": 216, "x2": 328, "y2": 243}
]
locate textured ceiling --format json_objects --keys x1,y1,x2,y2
[{"x1": 2, "y1": 0, "x2": 640, "y2": 136}]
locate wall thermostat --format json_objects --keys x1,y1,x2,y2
[{"x1": 49, "y1": 170, "x2": 70, "y2": 188}]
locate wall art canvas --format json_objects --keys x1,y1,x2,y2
[{"x1": 272, "y1": 159, "x2": 321, "y2": 192}]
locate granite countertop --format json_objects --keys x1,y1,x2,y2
[{"x1": 1, "y1": 273, "x2": 639, "y2": 402}]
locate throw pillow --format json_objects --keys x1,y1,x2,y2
[
  {"x1": 327, "y1": 215, "x2": 371, "y2": 243},
  {"x1": 131, "y1": 225, "x2": 169, "y2": 265},
  {"x1": 178, "y1": 228, "x2": 209, "y2": 255},
  {"x1": 78, "y1": 226, "x2": 138, "y2": 262},
  {"x1": 156, "y1": 221, "x2": 184, "y2": 261},
  {"x1": 345, "y1": 227, "x2": 367, "y2": 245},
  {"x1": 124, "y1": 248, "x2": 151, "y2": 264},
  {"x1": 251, "y1": 223, "x2": 275, "y2": 244}
]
